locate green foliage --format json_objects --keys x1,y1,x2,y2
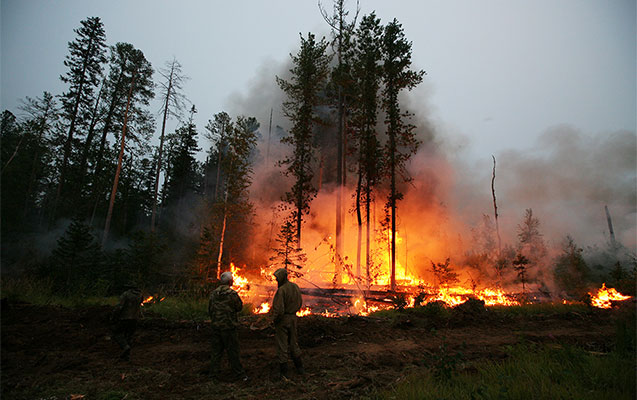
[
  {"x1": 388, "y1": 292, "x2": 408, "y2": 310},
  {"x1": 276, "y1": 32, "x2": 331, "y2": 244},
  {"x1": 373, "y1": 344, "x2": 636, "y2": 400},
  {"x1": 554, "y1": 235, "x2": 591, "y2": 299},
  {"x1": 145, "y1": 296, "x2": 208, "y2": 321},
  {"x1": 163, "y1": 105, "x2": 201, "y2": 206},
  {"x1": 431, "y1": 258, "x2": 459, "y2": 287},
  {"x1": 424, "y1": 341, "x2": 467, "y2": 381},
  {"x1": 46, "y1": 218, "x2": 104, "y2": 294}
]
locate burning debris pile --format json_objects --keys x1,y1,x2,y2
[{"x1": 217, "y1": 263, "x2": 632, "y2": 318}]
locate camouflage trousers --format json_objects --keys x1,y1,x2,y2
[
  {"x1": 211, "y1": 328, "x2": 245, "y2": 377},
  {"x1": 275, "y1": 314, "x2": 301, "y2": 363},
  {"x1": 113, "y1": 319, "x2": 137, "y2": 350}
]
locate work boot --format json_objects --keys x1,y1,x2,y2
[
  {"x1": 278, "y1": 362, "x2": 289, "y2": 379},
  {"x1": 292, "y1": 356, "x2": 305, "y2": 375}
]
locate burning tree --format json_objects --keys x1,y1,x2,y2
[
  {"x1": 431, "y1": 258, "x2": 459, "y2": 288},
  {"x1": 381, "y1": 19, "x2": 425, "y2": 290},
  {"x1": 270, "y1": 217, "x2": 307, "y2": 271},
  {"x1": 350, "y1": 12, "x2": 384, "y2": 285},
  {"x1": 197, "y1": 114, "x2": 259, "y2": 279},
  {"x1": 512, "y1": 253, "x2": 530, "y2": 292},
  {"x1": 276, "y1": 33, "x2": 331, "y2": 245}
]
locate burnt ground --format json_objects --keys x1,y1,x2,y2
[{"x1": 1, "y1": 300, "x2": 622, "y2": 400}]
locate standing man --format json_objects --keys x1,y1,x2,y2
[
  {"x1": 271, "y1": 268, "x2": 304, "y2": 379},
  {"x1": 208, "y1": 271, "x2": 248, "y2": 382},
  {"x1": 112, "y1": 281, "x2": 143, "y2": 361}
]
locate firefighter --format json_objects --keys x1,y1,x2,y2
[
  {"x1": 112, "y1": 281, "x2": 143, "y2": 361},
  {"x1": 208, "y1": 271, "x2": 248, "y2": 382},
  {"x1": 271, "y1": 268, "x2": 304, "y2": 379}
]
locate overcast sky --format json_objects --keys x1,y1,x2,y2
[{"x1": 1, "y1": 0, "x2": 635, "y2": 159}]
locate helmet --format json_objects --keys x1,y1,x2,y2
[
  {"x1": 273, "y1": 268, "x2": 288, "y2": 284},
  {"x1": 220, "y1": 271, "x2": 233, "y2": 285}
]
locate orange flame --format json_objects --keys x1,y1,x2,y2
[
  {"x1": 589, "y1": 283, "x2": 632, "y2": 309},
  {"x1": 141, "y1": 296, "x2": 154, "y2": 306},
  {"x1": 255, "y1": 302, "x2": 270, "y2": 314},
  {"x1": 296, "y1": 306, "x2": 312, "y2": 317}
]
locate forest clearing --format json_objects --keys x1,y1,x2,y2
[{"x1": 2, "y1": 297, "x2": 634, "y2": 400}]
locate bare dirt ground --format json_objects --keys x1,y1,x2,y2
[{"x1": 1, "y1": 300, "x2": 619, "y2": 400}]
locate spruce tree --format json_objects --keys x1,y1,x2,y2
[
  {"x1": 55, "y1": 17, "x2": 107, "y2": 218},
  {"x1": 319, "y1": 0, "x2": 359, "y2": 281},
  {"x1": 381, "y1": 19, "x2": 425, "y2": 290},
  {"x1": 276, "y1": 33, "x2": 331, "y2": 245},
  {"x1": 49, "y1": 218, "x2": 103, "y2": 293},
  {"x1": 350, "y1": 12, "x2": 384, "y2": 283}
]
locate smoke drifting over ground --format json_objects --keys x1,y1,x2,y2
[{"x1": 226, "y1": 56, "x2": 636, "y2": 290}]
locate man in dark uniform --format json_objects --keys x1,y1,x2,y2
[
  {"x1": 271, "y1": 268, "x2": 304, "y2": 379},
  {"x1": 208, "y1": 271, "x2": 248, "y2": 381},
  {"x1": 112, "y1": 282, "x2": 143, "y2": 361}
]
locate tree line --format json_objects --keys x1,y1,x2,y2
[{"x1": 1, "y1": 16, "x2": 260, "y2": 293}]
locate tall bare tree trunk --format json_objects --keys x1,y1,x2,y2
[
  {"x1": 216, "y1": 188, "x2": 229, "y2": 280},
  {"x1": 151, "y1": 65, "x2": 175, "y2": 231},
  {"x1": 491, "y1": 155, "x2": 502, "y2": 255},
  {"x1": 102, "y1": 71, "x2": 136, "y2": 247}
]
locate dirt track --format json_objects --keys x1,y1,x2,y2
[{"x1": 1, "y1": 301, "x2": 618, "y2": 399}]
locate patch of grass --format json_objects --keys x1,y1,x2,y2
[
  {"x1": 145, "y1": 296, "x2": 208, "y2": 321},
  {"x1": 1, "y1": 277, "x2": 117, "y2": 308},
  {"x1": 371, "y1": 344, "x2": 636, "y2": 400},
  {"x1": 490, "y1": 302, "x2": 590, "y2": 317}
]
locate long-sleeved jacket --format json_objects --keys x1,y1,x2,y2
[
  {"x1": 208, "y1": 285, "x2": 243, "y2": 330},
  {"x1": 271, "y1": 281, "x2": 302, "y2": 323},
  {"x1": 113, "y1": 288, "x2": 142, "y2": 320}
]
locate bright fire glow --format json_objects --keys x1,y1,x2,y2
[
  {"x1": 230, "y1": 263, "x2": 250, "y2": 296},
  {"x1": 255, "y1": 302, "x2": 270, "y2": 314},
  {"x1": 141, "y1": 296, "x2": 166, "y2": 306},
  {"x1": 589, "y1": 283, "x2": 632, "y2": 309},
  {"x1": 296, "y1": 307, "x2": 312, "y2": 317}
]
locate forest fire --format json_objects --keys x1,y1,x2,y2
[
  {"x1": 141, "y1": 296, "x2": 165, "y2": 306},
  {"x1": 221, "y1": 254, "x2": 634, "y2": 317},
  {"x1": 589, "y1": 283, "x2": 632, "y2": 309}
]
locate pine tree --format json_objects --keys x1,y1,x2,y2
[
  {"x1": 203, "y1": 111, "x2": 232, "y2": 202},
  {"x1": 162, "y1": 105, "x2": 200, "y2": 207},
  {"x1": 554, "y1": 235, "x2": 591, "y2": 298},
  {"x1": 381, "y1": 19, "x2": 425, "y2": 290},
  {"x1": 102, "y1": 43, "x2": 155, "y2": 246},
  {"x1": 276, "y1": 33, "x2": 331, "y2": 245},
  {"x1": 49, "y1": 218, "x2": 103, "y2": 293},
  {"x1": 213, "y1": 115, "x2": 259, "y2": 278},
  {"x1": 512, "y1": 253, "x2": 530, "y2": 292},
  {"x1": 431, "y1": 258, "x2": 459, "y2": 288},
  {"x1": 350, "y1": 12, "x2": 384, "y2": 283},
  {"x1": 319, "y1": 0, "x2": 359, "y2": 282},
  {"x1": 271, "y1": 217, "x2": 307, "y2": 271},
  {"x1": 55, "y1": 17, "x2": 107, "y2": 219},
  {"x1": 90, "y1": 42, "x2": 155, "y2": 226},
  {"x1": 2, "y1": 93, "x2": 59, "y2": 230}
]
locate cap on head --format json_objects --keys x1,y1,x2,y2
[
  {"x1": 273, "y1": 268, "x2": 288, "y2": 283},
  {"x1": 220, "y1": 271, "x2": 233, "y2": 285}
]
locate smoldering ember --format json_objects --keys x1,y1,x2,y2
[{"x1": 1, "y1": 1, "x2": 635, "y2": 399}]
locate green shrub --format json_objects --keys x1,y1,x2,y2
[{"x1": 372, "y1": 344, "x2": 636, "y2": 400}]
